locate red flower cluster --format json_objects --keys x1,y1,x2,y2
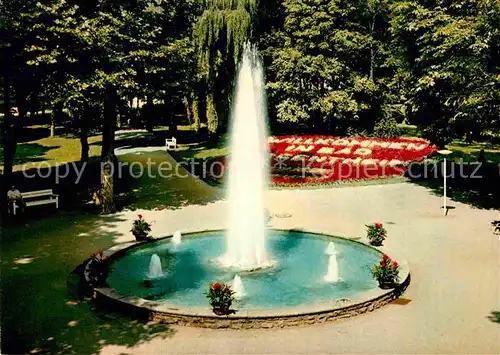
[
  {"x1": 212, "y1": 282, "x2": 221, "y2": 290},
  {"x1": 380, "y1": 254, "x2": 398, "y2": 269},
  {"x1": 204, "y1": 135, "x2": 436, "y2": 185},
  {"x1": 137, "y1": 214, "x2": 143, "y2": 220},
  {"x1": 268, "y1": 135, "x2": 437, "y2": 184},
  {"x1": 372, "y1": 254, "x2": 400, "y2": 285},
  {"x1": 374, "y1": 222, "x2": 383, "y2": 228}
]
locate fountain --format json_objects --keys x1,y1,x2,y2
[
  {"x1": 99, "y1": 44, "x2": 409, "y2": 327},
  {"x1": 220, "y1": 44, "x2": 271, "y2": 271},
  {"x1": 147, "y1": 254, "x2": 164, "y2": 278},
  {"x1": 172, "y1": 231, "x2": 182, "y2": 245},
  {"x1": 231, "y1": 275, "x2": 245, "y2": 299}
]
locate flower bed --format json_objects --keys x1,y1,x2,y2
[
  {"x1": 269, "y1": 135, "x2": 436, "y2": 184},
  {"x1": 203, "y1": 135, "x2": 436, "y2": 185}
]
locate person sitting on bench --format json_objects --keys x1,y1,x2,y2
[{"x1": 7, "y1": 185, "x2": 25, "y2": 214}]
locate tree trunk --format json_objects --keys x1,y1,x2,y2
[
  {"x1": 183, "y1": 95, "x2": 193, "y2": 125},
  {"x1": 101, "y1": 86, "x2": 118, "y2": 162},
  {"x1": 206, "y1": 91, "x2": 218, "y2": 137},
  {"x1": 100, "y1": 162, "x2": 116, "y2": 214},
  {"x1": 100, "y1": 86, "x2": 118, "y2": 214},
  {"x1": 80, "y1": 120, "x2": 89, "y2": 162},
  {"x1": 146, "y1": 94, "x2": 154, "y2": 133},
  {"x1": 1, "y1": 86, "x2": 18, "y2": 216},
  {"x1": 369, "y1": 14, "x2": 376, "y2": 81},
  {"x1": 50, "y1": 110, "x2": 56, "y2": 137},
  {"x1": 41, "y1": 97, "x2": 46, "y2": 115},
  {"x1": 192, "y1": 94, "x2": 200, "y2": 133}
]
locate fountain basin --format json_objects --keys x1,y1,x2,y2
[{"x1": 89, "y1": 229, "x2": 410, "y2": 328}]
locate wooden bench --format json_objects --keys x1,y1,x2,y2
[
  {"x1": 165, "y1": 137, "x2": 177, "y2": 150},
  {"x1": 11, "y1": 189, "x2": 59, "y2": 215}
]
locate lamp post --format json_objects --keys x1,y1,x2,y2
[{"x1": 438, "y1": 149, "x2": 453, "y2": 215}]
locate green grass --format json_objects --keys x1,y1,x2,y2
[
  {"x1": 0, "y1": 127, "x2": 102, "y2": 172},
  {"x1": 1, "y1": 212, "x2": 174, "y2": 355},
  {"x1": 170, "y1": 138, "x2": 228, "y2": 161},
  {"x1": 397, "y1": 123, "x2": 422, "y2": 138},
  {"x1": 116, "y1": 150, "x2": 222, "y2": 211},
  {"x1": 270, "y1": 176, "x2": 409, "y2": 190},
  {"x1": 446, "y1": 141, "x2": 500, "y2": 164}
]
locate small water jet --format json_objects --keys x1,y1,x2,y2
[
  {"x1": 231, "y1": 275, "x2": 245, "y2": 299},
  {"x1": 147, "y1": 254, "x2": 164, "y2": 278},
  {"x1": 324, "y1": 254, "x2": 341, "y2": 283},
  {"x1": 107, "y1": 230, "x2": 390, "y2": 312},
  {"x1": 172, "y1": 231, "x2": 182, "y2": 245},
  {"x1": 325, "y1": 242, "x2": 337, "y2": 255}
]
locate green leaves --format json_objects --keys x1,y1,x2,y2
[
  {"x1": 265, "y1": 0, "x2": 390, "y2": 134},
  {"x1": 390, "y1": 0, "x2": 500, "y2": 144}
]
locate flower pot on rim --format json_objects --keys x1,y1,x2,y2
[
  {"x1": 212, "y1": 307, "x2": 230, "y2": 316},
  {"x1": 378, "y1": 281, "x2": 397, "y2": 289},
  {"x1": 133, "y1": 231, "x2": 148, "y2": 241}
]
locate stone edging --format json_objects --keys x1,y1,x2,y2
[{"x1": 85, "y1": 229, "x2": 410, "y2": 329}]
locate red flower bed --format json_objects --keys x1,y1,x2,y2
[
  {"x1": 204, "y1": 135, "x2": 437, "y2": 185},
  {"x1": 268, "y1": 135, "x2": 436, "y2": 184}
]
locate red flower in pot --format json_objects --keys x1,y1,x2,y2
[
  {"x1": 207, "y1": 282, "x2": 235, "y2": 315},
  {"x1": 366, "y1": 222, "x2": 387, "y2": 246},
  {"x1": 372, "y1": 254, "x2": 400, "y2": 289}
]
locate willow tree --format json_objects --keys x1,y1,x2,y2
[{"x1": 193, "y1": 0, "x2": 257, "y2": 137}]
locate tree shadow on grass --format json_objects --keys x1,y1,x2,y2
[
  {"x1": 115, "y1": 150, "x2": 224, "y2": 211},
  {"x1": 0, "y1": 142, "x2": 57, "y2": 166},
  {"x1": 0, "y1": 212, "x2": 176, "y2": 355},
  {"x1": 0, "y1": 157, "x2": 108, "y2": 220},
  {"x1": 16, "y1": 126, "x2": 52, "y2": 143}
]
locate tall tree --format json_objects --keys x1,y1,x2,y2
[
  {"x1": 265, "y1": 0, "x2": 391, "y2": 135},
  {"x1": 0, "y1": 0, "x2": 41, "y2": 214},
  {"x1": 390, "y1": 0, "x2": 500, "y2": 146},
  {"x1": 193, "y1": 0, "x2": 257, "y2": 137}
]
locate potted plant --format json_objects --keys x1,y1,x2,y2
[
  {"x1": 131, "y1": 214, "x2": 152, "y2": 241},
  {"x1": 87, "y1": 249, "x2": 110, "y2": 287},
  {"x1": 372, "y1": 254, "x2": 400, "y2": 289},
  {"x1": 366, "y1": 222, "x2": 387, "y2": 246},
  {"x1": 206, "y1": 282, "x2": 235, "y2": 315}
]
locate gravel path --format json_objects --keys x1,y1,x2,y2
[{"x1": 99, "y1": 183, "x2": 499, "y2": 354}]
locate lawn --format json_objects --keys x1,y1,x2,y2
[
  {"x1": 1, "y1": 212, "x2": 173, "y2": 355},
  {"x1": 0, "y1": 125, "x2": 102, "y2": 172}
]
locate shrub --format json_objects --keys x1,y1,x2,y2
[
  {"x1": 374, "y1": 116, "x2": 403, "y2": 138},
  {"x1": 372, "y1": 254, "x2": 400, "y2": 285},
  {"x1": 366, "y1": 222, "x2": 387, "y2": 246}
]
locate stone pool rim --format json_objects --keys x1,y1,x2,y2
[{"x1": 85, "y1": 229, "x2": 410, "y2": 328}]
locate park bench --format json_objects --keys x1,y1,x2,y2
[
  {"x1": 165, "y1": 137, "x2": 177, "y2": 150},
  {"x1": 11, "y1": 189, "x2": 59, "y2": 215}
]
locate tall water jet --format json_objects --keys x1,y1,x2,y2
[
  {"x1": 172, "y1": 231, "x2": 182, "y2": 245},
  {"x1": 221, "y1": 44, "x2": 271, "y2": 270},
  {"x1": 231, "y1": 275, "x2": 245, "y2": 299},
  {"x1": 148, "y1": 254, "x2": 164, "y2": 278}
]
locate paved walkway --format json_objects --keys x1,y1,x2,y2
[{"x1": 99, "y1": 183, "x2": 499, "y2": 354}]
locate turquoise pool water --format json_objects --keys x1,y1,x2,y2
[{"x1": 107, "y1": 230, "x2": 381, "y2": 310}]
